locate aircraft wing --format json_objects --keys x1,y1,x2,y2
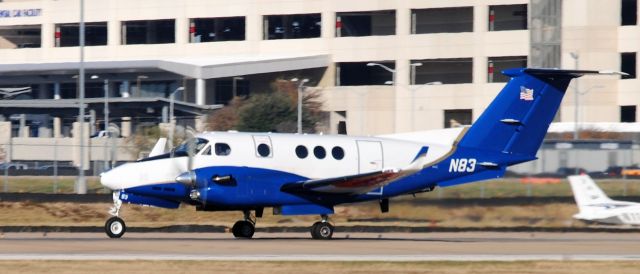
[{"x1": 281, "y1": 150, "x2": 428, "y2": 195}]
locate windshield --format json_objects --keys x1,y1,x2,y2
[{"x1": 172, "y1": 138, "x2": 209, "y2": 157}]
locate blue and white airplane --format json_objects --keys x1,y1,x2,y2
[{"x1": 100, "y1": 68, "x2": 623, "y2": 239}]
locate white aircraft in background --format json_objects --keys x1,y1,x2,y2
[{"x1": 568, "y1": 175, "x2": 640, "y2": 225}]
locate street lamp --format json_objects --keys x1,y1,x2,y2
[
  {"x1": 570, "y1": 52, "x2": 579, "y2": 140},
  {"x1": 0, "y1": 87, "x2": 31, "y2": 99},
  {"x1": 77, "y1": 0, "x2": 87, "y2": 194},
  {"x1": 410, "y1": 81, "x2": 442, "y2": 131},
  {"x1": 291, "y1": 78, "x2": 309, "y2": 134},
  {"x1": 168, "y1": 86, "x2": 185, "y2": 150}
]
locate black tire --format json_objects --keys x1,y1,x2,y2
[
  {"x1": 105, "y1": 216, "x2": 126, "y2": 238},
  {"x1": 232, "y1": 220, "x2": 255, "y2": 239},
  {"x1": 310, "y1": 221, "x2": 333, "y2": 240}
]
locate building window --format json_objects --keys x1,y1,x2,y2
[
  {"x1": 56, "y1": 22, "x2": 107, "y2": 47},
  {"x1": 264, "y1": 13, "x2": 321, "y2": 40},
  {"x1": 622, "y1": 0, "x2": 637, "y2": 26},
  {"x1": 336, "y1": 61, "x2": 395, "y2": 86},
  {"x1": 489, "y1": 4, "x2": 528, "y2": 31},
  {"x1": 488, "y1": 56, "x2": 528, "y2": 83},
  {"x1": 412, "y1": 58, "x2": 472, "y2": 84},
  {"x1": 191, "y1": 17, "x2": 245, "y2": 43},
  {"x1": 444, "y1": 109, "x2": 472, "y2": 128},
  {"x1": 621, "y1": 52, "x2": 636, "y2": 79},
  {"x1": 0, "y1": 25, "x2": 41, "y2": 49},
  {"x1": 621, "y1": 105, "x2": 636, "y2": 122},
  {"x1": 122, "y1": 19, "x2": 175, "y2": 45},
  {"x1": 411, "y1": 7, "x2": 473, "y2": 34},
  {"x1": 336, "y1": 10, "x2": 395, "y2": 37},
  {"x1": 214, "y1": 78, "x2": 250, "y2": 105}
]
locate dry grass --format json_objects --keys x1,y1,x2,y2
[
  {"x1": 0, "y1": 261, "x2": 639, "y2": 274},
  {"x1": 0, "y1": 199, "x2": 584, "y2": 228}
]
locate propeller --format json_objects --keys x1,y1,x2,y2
[{"x1": 175, "y1": 126, "x2": 207, "y2": 207}]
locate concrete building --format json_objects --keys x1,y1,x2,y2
[{"x1": 0, "y1": 0, "x2": 638, "y2": 168}]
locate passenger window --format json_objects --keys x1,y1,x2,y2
[
  {"x1": 215, "y1": 143, "x2": 231, "y2": 156},
  {"x1": 296, "y1": 145, "x2": 308, "y2": 159},
  {"x1": 313, "y1": 146, "x2": 326, "y2": 159},
  {"x1": 257, "y1": 143, "x2": 271, "y2": 157},
  {"x1": 332, "y1": 146, "x2": 345, "y2": 160}
]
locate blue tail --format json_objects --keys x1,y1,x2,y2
[{"x1": 458, "y1": 68, "x2": 600, "y2": 160}]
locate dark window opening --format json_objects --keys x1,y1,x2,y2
[
  {"x1": 0, "y1": 25, "x2": 41, "y2": 49},
  {"x1": 411, "y1": 7, "x2": 473, "y2": 34},
  {"x1": 413, "y1": 58, "x2": 472, "y2": 84},
  {"x1": 295, "y1": 145, "x2": 308, "y2": 159},
  {"x1": 488, "y1": 56, "x2": 528, "y2": 83},
  {"x1": 621, "y1": 52, "x2": 636, "y2": 79},
  {"x1": 489, "y1": 4, "x2": 527, "y2": 31},
  {"x1": 337, "y1": 121, "x2": 347, "y2": 135},
  {"x1": 264, "y1": 13, "x2": 321, "y2": 40},
  {"x1": 313, "y1": 146, "x2": 326, "y2": 159},
  {"x1": 214, "y1": 78, "x2": 250, "y2": 105},
  {"x1": 621, "y1": 105, "x2": 636, "y2": 122},
  {"x1": 337, "y1": 10, "x2": 395, "y2": 37},
  {"x1": 331, "y1": 146, "x2": 345, "y2": 160},
  {"x1": 192, "y1": 17, "x2": 245, "y2": 42},
  {"x1": 444, "y1": 109, "x2": 472, "y2": 128},
  {"x1": 56, "y1": 22, "x2": 107, "y2": 47},
  {"x1": 257, "y1": 143, "x2": 271, "y2": 157},
  {"x1": 215, "y1": 143, "x2": 231, "y2": 156},
  {"x1": 622, "y1": 0, "x2": 637, "y2": 26},
  {"x1": 337, "y1": 61, "x2": 395, "y2": 86},
  {"x1": 123, "y1": 19, "x2": 175, "y2": 45}
]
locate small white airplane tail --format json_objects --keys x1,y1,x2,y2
[{"x1": 568, "y1": 175, "x2": 613, "y2": 212}]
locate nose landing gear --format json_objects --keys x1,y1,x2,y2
[{"x1": 105, "y1": 191, "x2": 126, "y2": 238}]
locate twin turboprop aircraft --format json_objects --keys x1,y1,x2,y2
[{"x1": 100, "y1": 68, "x2": 623, "y2": 239}]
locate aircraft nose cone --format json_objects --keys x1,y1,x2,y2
[{"x1": 100, "y1": 167, "x2": 124, "y2": 190}]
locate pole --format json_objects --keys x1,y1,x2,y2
[
  {"x1": 77, "y1": 0, "x2": 87, "y2": 194},
  {"x1": 572, "y1": 53, "x2": 579, "y2": 140},
  {"x1": 103, "y1": 79, "x2": 109, "y2": 171},
  {"x1": 169, "y1": 91, "x2": 175, "y2": 150}
]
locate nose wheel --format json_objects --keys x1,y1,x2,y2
[
  {"x1": 105, "y1": 216, "x2": 126, "y2": 238},
  {"x1": 105, "y1": 191, "x2": 126, "y2": 238},
  {"x1": 310, "y1": 215, "x2": 334, "y2": 240}
]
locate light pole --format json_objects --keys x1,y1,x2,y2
[
  {"x1": 232, "y1": 76, "x2": 244, "y2": 98},
  {"x1": 291, "y1": 78, "x2": 309, "y2": 134},
  {"x1": 103, "y1": 78, "x2": 110, "y2": 171},
  {"x1": 168, "y1": 86, "x2": 185, "y2": 150},
  {"x1": 570, "y1": 52, "x2": 579, "y2": 140},
  {"x1": 77, "y1": 0, "x2": 87, "y2": 194},
  {"x1": 410, "y1": 81, "x2": 442, "y2": 131}
]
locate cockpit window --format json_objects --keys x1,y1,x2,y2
[
  {"x1": 172, "y1": 138, "x2": 209, "y2": 157},
  {"x1": 215, "y1": 143, "x2": 231, "y2": 156}
]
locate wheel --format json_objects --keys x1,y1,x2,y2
[
  {"x1": 232, "y1": 220, "x2": 255, "y2": 239},
  {"x1": 310, "y1": 221, "x2": 334, "y2": 240},
  {"x1": 105, "y1": 216, "x2": 126, "y2": 238}
]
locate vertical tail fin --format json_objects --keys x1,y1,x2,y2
[
  {"x1": 568, "y1": 175, "x2": 612, "y2": 211},
  {"x1": 459, "y1": 68, "x2": 624, "y2": 159}
]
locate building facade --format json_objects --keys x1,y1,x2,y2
[{"x1": 0, "y1": 0, "x2": 637, "y2": 139}]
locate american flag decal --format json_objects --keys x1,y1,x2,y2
[{"x1": 520, "y1": 86, "x2": 534, "y2": 101}]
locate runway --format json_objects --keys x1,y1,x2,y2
[{"x1": 1, "y1": 232, "x2": 639, "y2": 261}]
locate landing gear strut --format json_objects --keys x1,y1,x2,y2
[
  {"x1": 105, "y1": 191, "x2": 126, "y2": 238},
  {"x1": 232, "y1": 210, "x2": 255, "y2": 239},
  {"x1": 310, "y1": 214, "x2": 334, "y2": 240}
]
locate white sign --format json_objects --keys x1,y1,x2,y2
[{"x1": 0, "y1": 9, "x2": 42, "y2": 18}]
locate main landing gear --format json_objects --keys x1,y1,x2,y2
[
  {"x1": 232, "y1": 210, "x2": 256, "y2": 239},
  {"x1": 310, "y1": 214, "x2": 334, "y2": 240},
  {"x1": 105, "y1": 191, "x2": 126, "y2": 238}
]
